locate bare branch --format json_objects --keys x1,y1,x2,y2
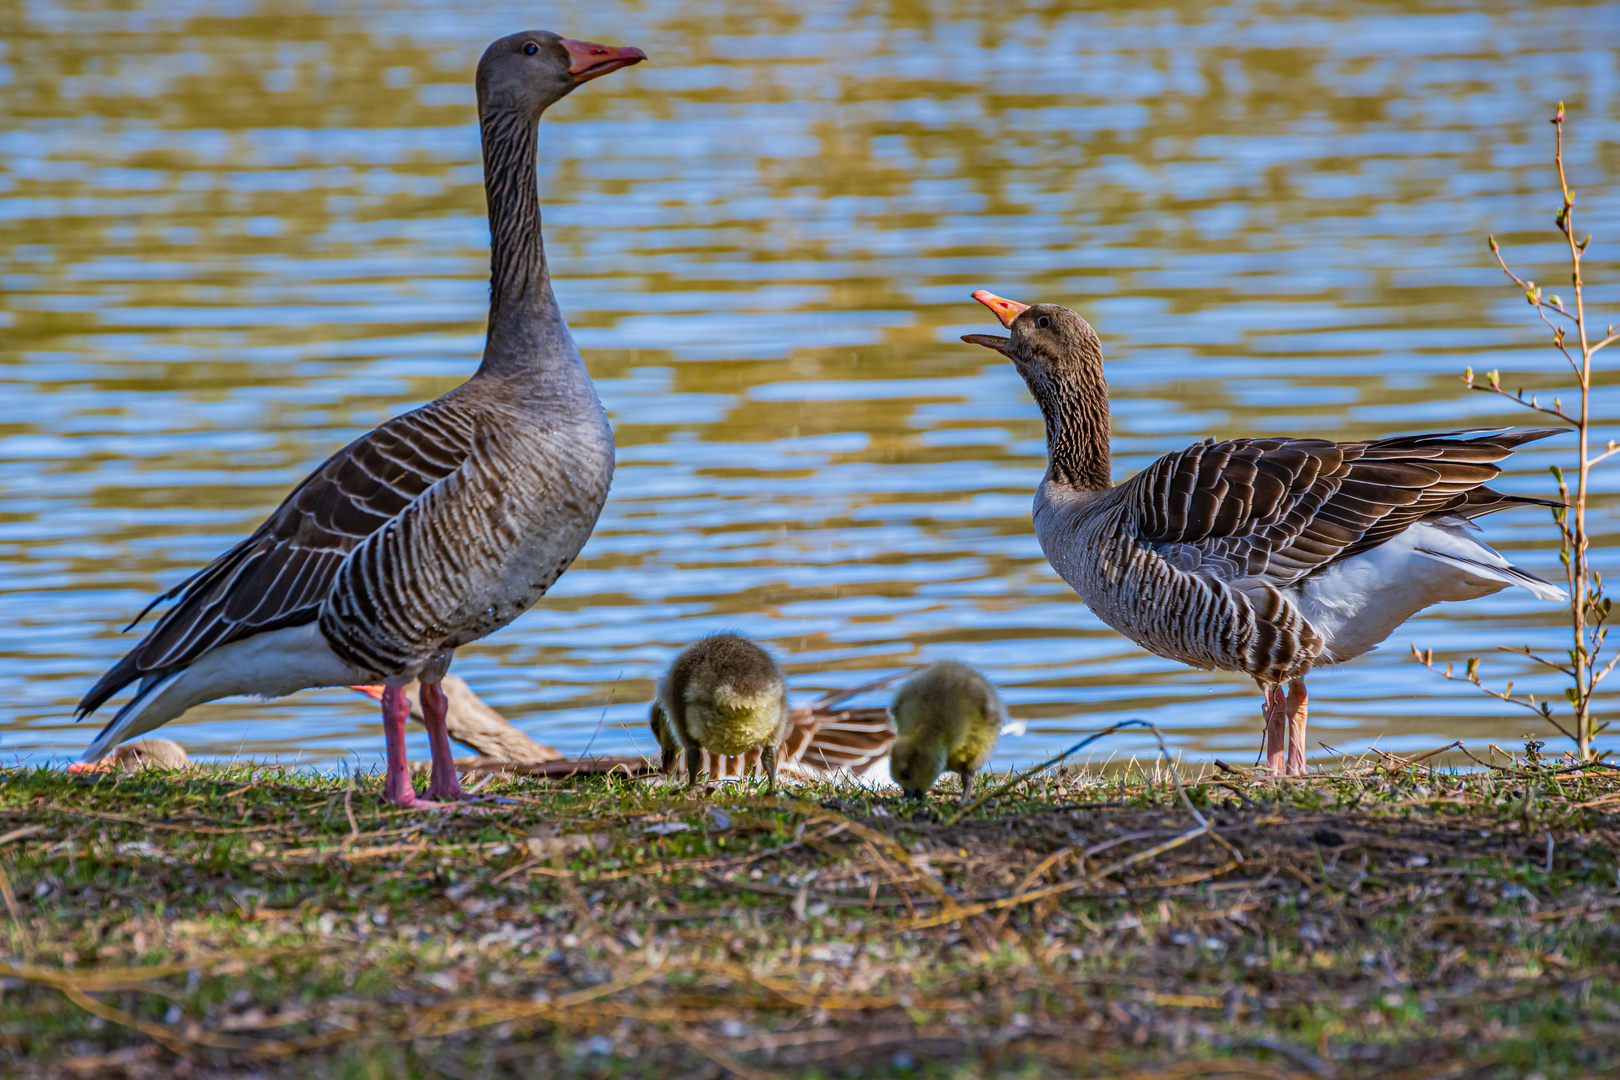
[{"x1": 1495, "y1": 645, "x2": 1575, "y2": 676}]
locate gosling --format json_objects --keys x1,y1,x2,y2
[
  {"x1": 652, "y1": 633, "x2": 791, "y2": 793},
  {"x1": 889, "y1": 661, "x2": 1004, "y2": 802}
]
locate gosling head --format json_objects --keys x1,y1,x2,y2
[{"x1": 890, "y1": 737, "x2": 949, "y2": 800}]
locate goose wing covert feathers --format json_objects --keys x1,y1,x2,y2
[
  {"x1": 1128, "y1": 428, "x2": 1563, "y2": 589},
  {"x1": 78, "y1": 393, "x2": 483, "y2": 720}
]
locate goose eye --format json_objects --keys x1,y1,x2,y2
[
  {"x1": 522, "y1": 41, "x2": 539, "y2": 56},
  {"x1": 1036, "y1": 316, "x2": 1050, "y2": 329}
]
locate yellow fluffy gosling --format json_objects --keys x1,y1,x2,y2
[
  {"x1": 651, "y1": 633, "x2": 791, "y2": 792},
  {"x1": 889, "y1": 660, "x2": 1004, "y2": 801}
]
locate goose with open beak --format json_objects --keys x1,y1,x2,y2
[{"x1": 962, "y1": 290, "x2": 1564, "y2": 776}]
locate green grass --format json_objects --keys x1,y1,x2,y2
[{"x1": 1, "y1": 754, "x2": 1617, "y2": 1078}]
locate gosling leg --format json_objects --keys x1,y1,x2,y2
[
  {"x1": 685, "y1": 747, "x2": 704, "y2": 791},
  {"x1": 761, "y1": 745, "x2": 778, "y2": 795},
  {"x1": 959, "y1": 770, "x2": 975, "y2": 805}
]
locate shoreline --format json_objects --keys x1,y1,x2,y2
[{"x1": 2, "y1": 756, "x2": 1615, "y2": 1077}]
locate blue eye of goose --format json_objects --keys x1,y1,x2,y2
[{"x1": 523, "y1": 42, "x2": 539, "y2": 56}]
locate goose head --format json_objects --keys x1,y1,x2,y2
[
  {"x1": 962, "y1": 290, "x2": 1104, "y2": 388},
  {"x1": 476, "y1": 31, "x2": 645, "y2": 120}
]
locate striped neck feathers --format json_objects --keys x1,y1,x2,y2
[
  {"x1": 477, "y1": 107, "x2": 570, "y2": 376},
  {"x1": 1025, "y1": 349, "x2": 1112, "y2": 492}
]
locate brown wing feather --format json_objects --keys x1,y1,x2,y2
[
  {"x1": 1131, "y1": 428, "x2": 1562, "y2": 589},
  {"x1": 78, "y1": 396, "x2": 479, "y2": 717}
]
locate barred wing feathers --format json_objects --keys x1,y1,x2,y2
[
  {"x1": 1128, "y1": 428, "x2": 1562, "y2": 589},
  {"x1": 77, "y1": 397, "x2": 480, "y2": 718}
]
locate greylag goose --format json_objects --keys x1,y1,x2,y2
[
  {"x1": 651, "y1": 634, "x2": 792, "y2": 792},
  {"x1": 68, "y1": 739, "x2": 190, "y2": 774},
  {"x1": 962, "y1": 291, "x2": 1565, "y2": 776},
  {"x1": 73, "y1": 32, "x2": 645, "y2": 807},
  {"x1": 889, "y1": 661, "x2": 1004, "y2": 801}
]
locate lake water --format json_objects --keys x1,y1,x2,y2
[{"x1": 3, "y1": 0, "x2": 1618, "y2": 772}]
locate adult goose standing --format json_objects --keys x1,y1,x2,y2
[
  {"x1": 962, "y1": 290, "x2": 1565, "y2": 776},
  {"x1": 74, "y1": 32, "x2": 646, "y2": 807}
]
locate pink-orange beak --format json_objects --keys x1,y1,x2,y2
[
  {"x1": 961, "y1": 289, "x2": 1030, "y2": 354},
  {"x1": 972, "y1": 290, "x2": 1029, "y2": 328},
  {"x1": 350, "y1": 684, "x2": 386, "y2": 703},
  {"x1": 560, "y1": 39, "x2": 647, "y2": 83},
  {"x1": 68, "y1": 760, "x2": 109, "y2": 774}
]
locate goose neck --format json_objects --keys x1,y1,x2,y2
[
  {"x1": 1032, "y1": 362, "x2": 1112, "y2": 492},
  {"x1": 477, "y1": 107, "x2": 571, "y2": 375}
]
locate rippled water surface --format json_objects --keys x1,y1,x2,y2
[{"x1": 4, "y1": 0, "x2": 1619, "y2": 770}]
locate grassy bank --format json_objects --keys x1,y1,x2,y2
[{"x1": 1, "y1": 753, "x2": 1618, "y2": 1079}]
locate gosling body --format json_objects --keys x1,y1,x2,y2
[
  {"x1": 653, "y1": 634, "x2": 791, "y2": 792},
  {"x1": 889, "y1": 660, "x2": 1004, "y2": 800}
]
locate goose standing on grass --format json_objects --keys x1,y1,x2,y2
[
  {"x1": 962, "y1": 291, "x2": 1565, "y2": 776},
  {"x1": 74, "y1": 32, "x2": 646, "y2": 807}
]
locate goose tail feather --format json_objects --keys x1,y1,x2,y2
[
  {"x1": 82, "y1": 670, "x2": 186, "y2": 762},
  {"x1": 1414, "y1": 547, "x2": 1568, "y2": 602}
]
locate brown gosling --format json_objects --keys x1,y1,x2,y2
[
  {"x1": 651, "y1": 633, "x2": 791, "y2": 793},
  {"x1": 889, "y1": 660, "x2": 1004, "y2": 802}
]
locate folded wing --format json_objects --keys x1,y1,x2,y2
[
  {"x1": 77, "y1": 398, "x2": 479, "y2": 717},
  {"x1": 1129, "y1": 428, "x2": 1562, "y2": 588}
]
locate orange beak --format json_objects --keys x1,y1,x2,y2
[
  {"x1": 560, "y1": 39, "x2": 647, "y2": 83},
  {"x1": 350, "y1": 685, "x2": 386, "y2": 702},
  {"x1": 971, "y1": 289, "x2": 1029, "y2": 329},
  {"x1": 68, "y1": 760, "x2": 110, "y2": 774},
  {"x1": 961, "y1": 290, "x2": 1030, "y2": 354}
]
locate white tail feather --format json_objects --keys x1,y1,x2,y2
[
  {"x1": 1414, "y1": 547, "x2": 1567, "y2": 602},
  {"x1": 80, "y1": 623, "x2": 367, "y2": 761},
  {"x1": 84, "y1": 670, "x2": 185, "y2": 761}
]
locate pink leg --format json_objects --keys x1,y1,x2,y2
[
  {"x1": 1261, "y1": 684, "x2": 1288, "y2": 776},
  {"x1": 1285, "y1": 680, "x2": 1309, "y2": 776},
  {"x1": 421, "y1": 681, "x2": 466, "y2": 801},
  {"x1": 382, "y1": 685, "x2": 440, "y2": 808}
]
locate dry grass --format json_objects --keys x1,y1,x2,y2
[{"x1": 1, "y1": 748, "x2": 1617, "y2": 1078}]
